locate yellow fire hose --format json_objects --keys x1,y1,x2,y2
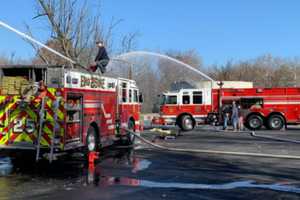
[{"x1": 125, "y1": 128, "x2": 300, "y2": 160}]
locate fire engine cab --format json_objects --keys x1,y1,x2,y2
[
  {"x1": 0, "y1": 65, "x2": 142, "y2": 161},
  {"x1": 154, "y1": 81, "x2": 300, "y2": 131}
]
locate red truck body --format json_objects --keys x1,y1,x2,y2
[
  {"x1": 154, "y1": 85, "x2": 300, "y2": 131},
  {"x1": 0, "y1": 65, "x2": 142, "y2": 158}
]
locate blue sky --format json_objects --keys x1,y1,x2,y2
[{"x1": 0, "y1": 0, "x2": 300, "y2": 66}]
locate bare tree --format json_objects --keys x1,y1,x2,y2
[
  {"x1": 29, "y1": 0, "x2": 138, "y2": 66},
  {"x1": 0, "y1": 55, "x2": 9, "y2": 65},
  {"x1": 0, "y1": 53, "x2": 31, "y2": 65},
  {"x1": 166, "y1": 49, "x2": 202, "y2": 68},
  {"x1": 118, "y1": 49, "x2": 203, "y2": 113},
  {"x1": 208, "y1": 54, "x2": 300, "y2": 88},
  {"x1": 158, "y1": 49, "x2": 203, "y2": 91},
  {"x1": 119, "y1": 32, "x2": 140, "y2": 54},
  {"x1": 134, "y1": 61, "x2": 160, "y2": 113}
]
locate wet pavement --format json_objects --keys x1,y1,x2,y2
[{"x1": 0, "y1": 128, "x2": 300, "y2": 200}]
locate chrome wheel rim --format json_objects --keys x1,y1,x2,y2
[
  {"x1": 271, "y1": 118, "x2": 282, "y2": 129},
  {"x1": 250, "y1": 118, "x2": 260, "y2": 129},
  {"x1": 184, "y1": 118, "x2": 193, "y2": 130}
]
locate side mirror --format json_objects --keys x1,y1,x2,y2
[{"x1": 139, "y1": 93, "x2": 144, "y2": 103}]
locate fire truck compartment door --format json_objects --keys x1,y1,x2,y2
[{"x1": 66, "y1": 94, "x2": 83, "y2": 144}]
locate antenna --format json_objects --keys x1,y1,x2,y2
[{"x1": 0, "y1": 20, "x2": 76, "y2": 65}]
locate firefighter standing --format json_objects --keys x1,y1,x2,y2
[
  {"x1": 238, "y1": 105, "x2": 245, "y2": 131},
  {"x1": 91, "y1": 41, "x2": 110, "y2": 73},
  {"x1": 222, "y1": 104, "x2": 231, "y2": 130},
  {"x1": 231, "y1": 101, "x2": 239, "y2": 131}
]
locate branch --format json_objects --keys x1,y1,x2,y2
[{"x1": 24, "y1": 23, "x2": 50, "y2": 64}]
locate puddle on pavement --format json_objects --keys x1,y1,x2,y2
[
  {"x1": 1, "y1": 148, "x2": 300, "y2": 197},
  {"x1": 138, "y1": 179, "x2": 300, "y2": 193},
  {"x1": 134, "y1": 159, "x2": 151, "y2": 172},
  {"x1": 0, "y1": 157, "x2": 13, "y2": 176},
  {"x1": 88, "y1": 174, "x2": 300, "y2": 194},
  {"x1": 0, "y1": 148, "x2": 153, "y2": 199},
  {"x1": 84, "y1": 150, "x2": 300, "y2": 195},
  {"x1": 99, "y1": 149, "x2": 152, "y2": 173}
]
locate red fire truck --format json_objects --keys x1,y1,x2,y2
[
  {"x1": 0, "y1": 65, "x2": 142, "y2": 161},
  {"x1": 153, "y1": 81, "x2": 300, "y2": 131}
]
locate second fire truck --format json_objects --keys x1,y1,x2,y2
[{"x1": 153, "y1": 81, "x2": 300, "y2": 131}]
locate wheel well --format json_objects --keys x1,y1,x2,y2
[
  {"x1": 246, "y1": 112, "x2": 265, "y2": 122},
  {"x1": 267, "y1": 112, "x2": 286, "y2": 124},
  {"x1": 176, "y1": 113, "x2": 195, "y2": 126}
]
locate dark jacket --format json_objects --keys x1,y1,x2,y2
[
  {"x1": 222, "y1": 105, "x2": 231, "y2": 115},
  {"x1": 95, "y1": 46, "x2": 109, "y2": 62}
]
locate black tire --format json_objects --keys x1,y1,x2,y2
[
  {"x1": 246, "y1": 115, "x2": 263, "y2": 130},
  {"x1": 267, "y1": 115, "x2": 285, "y2": 130},
  {"x1": 176, "y1": 120, "x2": 183, "y2": 130},
  {"x1": 207, "y1": 113, "x2": 219, "y2": 125},
  {"x1": 180, "y1": 115, "x2": 194, "y2": 131},
  {"x1": 86, "y1": 126, "x2": 99, "y2": 152}
]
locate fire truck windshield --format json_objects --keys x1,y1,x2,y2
[
  {"x1": 158, "y1": 95, "x2": 166, "y2": 105},
  {"x1": 162, "y1": 95, "x2": 177, "y2": 105}
]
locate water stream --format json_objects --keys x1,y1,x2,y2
[{"x1": 114, "y1": 51, "x2": 214, "y2": 81}]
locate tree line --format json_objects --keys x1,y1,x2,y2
[
  {"x1": 1, "y1": 0, "x2": 299, "y2": 113},
  {"x1": 129, "y1": 51, "x2": 300, "y2": 113},
  {"x1": 208, "y1": 54, "x2": 300, "y2": 88}
]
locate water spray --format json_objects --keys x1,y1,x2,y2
[
  {"x1": 0, "y1": 20, "x2": 76, "y2": 65},
  {"x1": 117, "y1": 51, "x2": 214, "y2": 81}
]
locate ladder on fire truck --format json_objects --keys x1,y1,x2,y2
[
  {"x1": 35, "y1": 97, "x2": 45, "y2": 161},
  {"x1": 35, "y1": 97, "x2": 61, "y2": 162}
]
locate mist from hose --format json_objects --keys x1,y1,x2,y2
[
  {"x1": 113, "y1": 51, "x2": 214, "y2": 81},
  {"x1": 106, "y1": 50, "x2": 214, "y2": 112}
]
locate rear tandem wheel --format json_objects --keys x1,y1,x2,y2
[{"x1": 246, "y1": 114, "x2": 263, "y2": 130}]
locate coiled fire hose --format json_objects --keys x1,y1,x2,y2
[{"x1": 124, "y1": 128, "x2": 300, "y2": 160}]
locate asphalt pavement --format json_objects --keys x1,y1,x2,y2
[{"x1": 0, "y1": 127, "x2": 300, "y2": 200}]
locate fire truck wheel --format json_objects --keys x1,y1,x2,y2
[
  {"x1": 87, "y1": 126, "x2": 99, "y2": 152},
  {"x1": 246, "y1": 115, "x2": 263, "y2": 130},
  {"x1": 180, "y1": 115, "x2": 194, "y2": 131},
  {"x1": 267, "y1": 115, "x2": 285, "y2": 130}
]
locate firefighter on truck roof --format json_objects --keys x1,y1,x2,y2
[{"x1": 90, "y1": 40, "x2": 110, "y2": 74}]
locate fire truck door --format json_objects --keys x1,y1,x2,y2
[
  {"x1": 119, "y1": 80, "x2": 129, "y2": 119},
  {"x1": 65, "y1": 94, "x2": 83, "y2": 144}
]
